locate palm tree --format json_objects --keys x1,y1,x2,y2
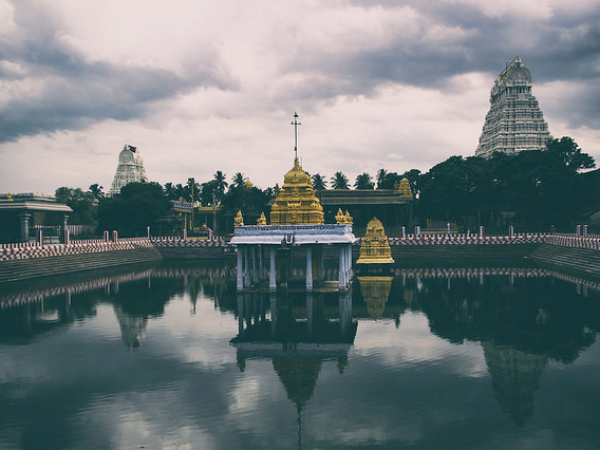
[
  {"x1": 331, "y1": 172, "x2": 350, "y2": 190},
  {"x1": 311, "y1": 173, "x2": 327, "y2": 191},
  {"x1": 164, "y1": 182, "x2": 176, "y2": 200},
  {"x1": 354, "y1": 172, "x2": 374, "y2": 189},
  {"x1": 212, "y1": 171, "x2": 228, "y2": 202},
  {"x1": 88, "y1": 183, "x2": 105, "y2": 200},
  {"x1": 232, "y1": 172, "x2": 247, "y2": 189},
  {"x1": 376, "y1": 169, "x2": 388, "y2": 189}
]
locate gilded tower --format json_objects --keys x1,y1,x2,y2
[
  {"x1": 270, "y1": 158, "x2": 324, "y2": 225},
  {"x1": 476, "y1": 57, "x2": 550, "y2": 158}
]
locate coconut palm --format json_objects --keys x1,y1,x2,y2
[
  {"x1": 213, "y1": 171, "x2": 228, "y2": 202},
  {"x1": 232, "y1": 172, "x2": 247, "y2": 189},
  {"x1": 331, "y1": 172, "x2": 350, "y2": 190},
  {"x1": 354, "y1": 172, "x2": 374, "y2": 190},
  {"x1": 376, "y1": 169, "x2": 388, "y2": 189},
  {"x1": 311, "y1": 173, "x2": 327, "y2": 191}
]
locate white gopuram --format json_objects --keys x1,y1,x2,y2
[
  {"x1": 476, "y1": 57, "x2": 550, "y2": 158},
  {"x1": 108, "y1": 145, "x2": 148, "y2": 197}
]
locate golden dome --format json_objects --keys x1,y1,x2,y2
[
  {"x1": 270, "y1": 158, "x2": 324, "y2": 225},
  {"x1": 357, "y1": 217, "x2": 395, "y2": 264},
  {"x1": 283, "y1": 158, "x2": 312, "y2": 185}
]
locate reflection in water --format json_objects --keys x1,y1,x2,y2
[
  {"x1": 482, "y1": 342, "x2": 548, "y2": 426},
  {"x1": 1, "y1": 263, "x2": 600, "y2": 449},
  {"x1": 231, "y1": 290, "x2": 356, "y2": 448},
  {"x1": 357, "y1": 276, "x2": 393, "y2": 319}
]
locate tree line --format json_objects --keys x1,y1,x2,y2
[{"x1": 55, "y1": 137, "x2": 599, "y2": 236}]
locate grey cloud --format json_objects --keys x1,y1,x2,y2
[
  {"x1": 0, "y1": 2, "x2": 237, "y2": 144},
  {"x1": 281, "y1": 1, "x2": 600, "y2": 130}
]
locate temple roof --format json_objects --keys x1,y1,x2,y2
[{"x1": 270, "y1": 158, "x2": 324, "y2": 225}]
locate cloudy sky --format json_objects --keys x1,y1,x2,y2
[{"x1": 1, "y1": 0, "x2": 600, "y2": 194}]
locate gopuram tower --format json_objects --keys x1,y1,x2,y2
[
  {"x1": 108, "y1": 145, "x2": 148, "y2": 196},
  {"x1": 475, "y1": 57, "x2": 550, "y2": 158}
]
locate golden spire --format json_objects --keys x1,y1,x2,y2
[
  {"x1": 357, "y1": 217, "x2": 395, "y2": 264},
  {"x1": 270, "y1": 113, "x2": 324, "y2": 225},
  {"x1": 257, "y1": 212, "x2": 267, "y2": 225},
  {"x1": 394, "y1": 177, "x2": 413, "y2": 200}
]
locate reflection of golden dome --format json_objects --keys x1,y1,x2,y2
[
  {"x1": 272, "y1": 357, "x2": 322, "y2": 409},
  {"x1": 358, "y1": 276, "x2": 393, "y2": 318},
  {"x1": 270, "y1": 158, "x2": 324, "y2": 225},
  {"x1": 357, "y1": 217, "x2": 394, "y2": 264}
]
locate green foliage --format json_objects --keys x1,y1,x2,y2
[
  {"x1": 331, "y1": 171, "x2": 350, "y2": 189},
  {"x1": 311, "y1": 173, "x2": 327, "y2": 191},
  {"x1": 354, "y1": 172, "x2": 375, "y2": 189},
  {"x1": 54, "y1": 187, "x2": 97, "y2": 225},
  {"x1": 546, "y1": 136, "x2": 595, "y2": 171},
  {"x1": 221, "y1": 183, "x2": 271, "y2": 213},
  {"x1": 418, "y1": 137, "x2": 595, "y2": 232},
  {"x1": 97, "y1": 182, "x2": 171, "y2": 237}
]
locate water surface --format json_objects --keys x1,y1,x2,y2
[{"x1": 1, "y1": 263, "x2": 599, "y2": 450}]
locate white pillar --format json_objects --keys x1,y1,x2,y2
[
  {"x1": 306, "y1": 247, "x2": 313, "y2": 292},
  {"x1": 259, "y1": 245, "x2": 265, "y2": 280},
  {"x1": 346, "y1": 244, "x2": 352, "y2": 283},
  {"x1": 244, "y1": 247, "x2": 251, "y2": 287},
  {"x1": 338, "y1": 245, "x2": 346, "y2": 290},
  {"x1": 269, "y1": 247, "x2": 277, "y2": 292},
  {"x1": 237, "y1": 248, "x2": 244, "y2": 291},
  {"x1": 252, "y1": 246, "x2": 259, "y2": 283}
]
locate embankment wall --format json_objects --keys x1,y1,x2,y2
[{"x1": 1, "y1": 233, "x2": 600, "y2": 284}]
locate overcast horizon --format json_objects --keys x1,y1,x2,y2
[{"x1": 1, "y1": 0, "x2": 600, "y2": 195}]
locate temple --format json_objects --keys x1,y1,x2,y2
[
  {"x1": 230, "y1": 114, "x2": 356, "y2": 292},
  {"x1": 476, "y1": 57, "x2": 550, "y2": 158},
  {"x1": 108, "y1": 145, "x2": 148, "y2": 196}
]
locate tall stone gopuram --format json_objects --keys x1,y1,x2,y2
[{"x1": 476, "y1": 57, "x2": 550, "y2": 158}]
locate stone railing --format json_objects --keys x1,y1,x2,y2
[
  {"x1": 0, "y1": 239, "x2": 153, "y2": 261},
  {"x1": 379, "y1": 233, "x2": 548, "y2": 246},
  {"x1": 150, "y1": 237, "x2": 227, "y2": 247},
  {"x1": 545, "y1": 234, "x2": 600, "y2": 250}
]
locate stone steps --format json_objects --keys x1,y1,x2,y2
[
  {"x1": 528, "y1": 244, "x2": 600, "y2": 277},
  {"x1": 0, "y1": 247, "x2": 163, "y2": 284}
]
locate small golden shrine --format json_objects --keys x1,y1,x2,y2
[
  {"x1": 270, "y1": 158, "x2": 324, "y2": 225},
  {"x1": 356, "y1": 217, "x2": 394, "y2": 264},
  {"x1": 234, "y1": 210, "x2": 244, "y2": 227},
  {"x1": 394, "y1": 177, "x2": 413, "y2": 200}
]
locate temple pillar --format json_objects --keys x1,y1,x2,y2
[
  {"x1": 306, "y1": 246, "x2": 313, "y2": 292},
  {"x1": 237, "y1": 247, "x2": 244, "y2": 291},
  {"x1": 19, "y1": 213, "x2": 31, "y2": 243},
  {"x1": 339, "y1": 245, "x2": 346, "y2": 290},
  {"x1": 269, "y1": 247, "x2": 277, "y2": 292},
  {"x1": 63, "y1": 214, "x2": 69, "y2": 244},
  {"x1": 346, "y1": 244, "x2": 352, "y2": 283},
  {"x1": 259, "y1": 245, "x2": 265, "y2": 280},
  {"x1": 251, "y1": 246, "x2": 259, "y2": 283},
  {"x1": 244, "y1": 247, "x2": 251, "y2": 288}
]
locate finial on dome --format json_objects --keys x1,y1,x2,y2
[{"x1": 291, "y1": 112, "x2": 301, "y2": 160}]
